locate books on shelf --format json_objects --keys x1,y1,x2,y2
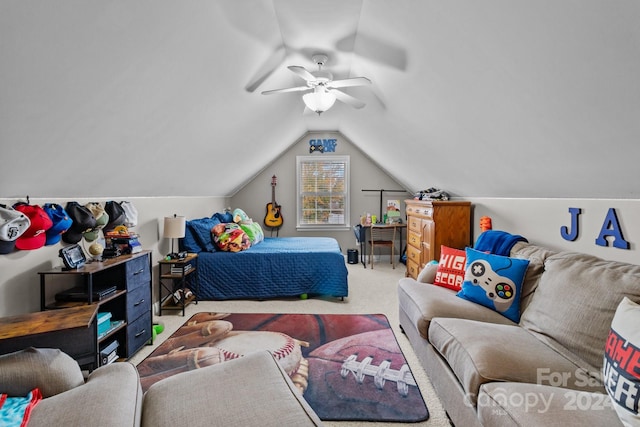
[{"x1": 170, "y1": 263, "x2": 193, "y2": 275}]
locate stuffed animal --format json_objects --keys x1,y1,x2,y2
[{"x1": 232, "y1": 208, "x2": 264, "y2": 245}]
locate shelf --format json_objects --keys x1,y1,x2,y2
[
  {"x1": 160, "y1": 294, "x2": 196, "y2": 311},
  {"x1": 160, "y1": 268, "x2": 196, "y2": 280},
  {"x1": 44, "y1": 289, "x2": 127, "y2": 310},
  {"x1": 97, "y1": 320, "x2": 126, "y2": 342}
]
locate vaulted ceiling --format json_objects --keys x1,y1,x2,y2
[{"x1": 2, "y1": 1, "x2": 639, "y2": 199}]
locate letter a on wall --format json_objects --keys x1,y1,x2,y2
[{"x1": 595, "y1": 208, "x2": 630, "y2": 249}]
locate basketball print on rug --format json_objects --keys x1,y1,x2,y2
[{"x1": 136, "y1": 313, "x2": 429, "y2": 422}]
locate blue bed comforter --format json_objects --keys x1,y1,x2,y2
[{"x1": 195, "y1": 237, "x2": 348, "y2": 300}]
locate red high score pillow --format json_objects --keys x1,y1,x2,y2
[{"x1": 433, "y1": 245, "x2": 467, "y2": 291}]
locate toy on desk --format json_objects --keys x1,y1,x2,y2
[
  {"x1": 480, "y1": 216, "x2": 493, "y2": 233},
  {"x1": 104, "y1": 225, "x2": 142, "y2": 256},
  {"x1": 165, "y1": 251, "x2": 187, "y2": 261}
]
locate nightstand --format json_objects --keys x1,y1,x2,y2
[{"x1": 158, "y1": 253, "x2": 199, "y2": 316}]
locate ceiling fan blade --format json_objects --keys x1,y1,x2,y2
[
  {"x1": 288, "y1": 65, "x2": 317, "y2": 82},
  {"x1": 328, "y1": 77, "x2": 372, "y2": 89},
  {"x1": 331, "y1": 89, "x2": 366, "y2": 109},
  {"x1": 261, "y1": 86, "x2": 310, "y2": 95}
]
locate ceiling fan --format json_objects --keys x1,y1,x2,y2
[{"x1": 261, "y1": 54, "x2": 371, "y2": 115}]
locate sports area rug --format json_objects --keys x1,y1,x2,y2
[{"x1": 137, "y1": 313, "x2": 429, "y2": 422}]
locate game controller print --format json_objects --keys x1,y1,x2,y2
[{"x1": 466, "y1": 259, "x2": 516, "y2": 313}]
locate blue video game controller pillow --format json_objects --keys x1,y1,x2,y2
[{"x1": 457, "y1": 247, "x2": 530, "y2": 322}]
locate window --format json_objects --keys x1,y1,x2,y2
[{"x1": 296, "y1": 155, "x2": 350, "y2": 230}]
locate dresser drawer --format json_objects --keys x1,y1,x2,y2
[
  {"x1": 408, "y1": 230, "x2": 422, "y2": 248},
  {"x1": 406, "y1": 243, "x2": 422, "y2": 265},
  {"x1": 127, "y1": 311, "x2": 151, "y2": 357},
  {"x1": 408, "y1": 216, "x2": 423, "y2": 233},
  {"x1": 127, "y1": 283, "x2": 151, "y2": 322},
  {"x1": 407, "y1": 259, "x2": 420, "y2": 279},
  {"x1": 406, "y1": 203, "x2": 433, "y2": 220},
  {"x1": 125, "y1": 254, "x2": 151, "y2": 291}
]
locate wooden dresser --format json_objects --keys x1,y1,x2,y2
[{"x1": 405, "y1": 199, "x2": 472, "y2": 279}]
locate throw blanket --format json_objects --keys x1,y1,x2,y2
[
  {"x1": 0, "y1": 389, "x2": 42, "y2": 427},
  {"x1": 474, "y1": 230, "x2": 528, "y2": 256}
]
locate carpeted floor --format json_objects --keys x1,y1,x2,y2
[{"x1": 129, "y1": 257, "x2": 452, "y2": 427}]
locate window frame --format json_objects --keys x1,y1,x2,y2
[{"x1": 296, "y1": 155, "x2": 350, "y2": 231}]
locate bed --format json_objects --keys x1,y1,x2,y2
[{"x1": 194, "y1": 237, "x2": 349, "y2": 300}]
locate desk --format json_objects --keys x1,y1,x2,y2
[
  {"x1": 354, "y1": 223, "x2": 407, "y2": 268},
  {"x1": 0, "y1": 305, "x2": 99, "y2": 369}
]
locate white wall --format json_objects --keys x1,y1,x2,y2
[
  {"x1": 2, "y1": 192, "x2": 639, "y2": 318},
  {"x1": 0, "y1": 196, "x2": 229, "y2": 317},
  {"x1": 469, "y1": 198, "x2": 640, "y2": 264}
]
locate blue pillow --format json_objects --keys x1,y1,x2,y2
[
  {"x1": 188, "y1": 217, "x2": 221, "y2": 252},
  {"x1": 180, "y1": 222, "x2": 203, "y2": 253},
  {"x1": 457, "y1": 248, "x2": 530, "y2": 322},
  {"x1": 213, "y1": 211, "x2": 233, "y2": 223}
]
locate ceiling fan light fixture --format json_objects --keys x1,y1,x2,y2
[{"x1": 303, "y1": 90, "x2": 336, "y2": 115}]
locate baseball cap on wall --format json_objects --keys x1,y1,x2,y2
[
  {"x1": 0, "y1": 204, "x2": 31, "y2": 254},
  {"x1": 13, "y1": 204, "x2": 53, "y2": 250},
  {"x1": 103, "y1": 201, "x2": 126, "y2": 232},
  {"x1": 43, "y1": 203, "x2": 73, "y2": 245},
  {"x1": 83, "y1": 203, "x2": 109, "y2": 242},
  {"x1": 62, "y1": 202, "x2": 96, "y2": 244},
  {"x1": 120, "y1": 201, "x2": 138, "y2": 228}
]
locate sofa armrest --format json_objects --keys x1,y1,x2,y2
[
  {"x1": 141, "y1": 350, "x2": 323, "y2": 427},
  {"x1": 398, "y1": 278, "x2": 516, "y2": 340},
  {"x1": 416, "y1": 262, "x2": 438, "y2": 284},
  {"x1": 28, "y1": 362, "x2": 143, "y2": 427},
  {"x1": 0, "y1": 347, "x2": 85, "y2": 398}
]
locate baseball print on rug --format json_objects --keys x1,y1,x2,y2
[{"x1": 136, "y1": 312, "x2": 429, "y2": 422}]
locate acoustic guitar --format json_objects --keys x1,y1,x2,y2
[{"x1": 264, "y1": 175, "x2": 283, "y2": 228}]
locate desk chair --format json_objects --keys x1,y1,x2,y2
[{"x1": 368, "y1": 224, "x2": 397, "y2": 269}]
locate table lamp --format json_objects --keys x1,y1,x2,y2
[{"x1": 163, "y1": 215, "x2": 186, "y2": 258}]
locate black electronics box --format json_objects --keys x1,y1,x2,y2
[{"x1": 55, "y1": 285, "x2": 117, "y2": 302}]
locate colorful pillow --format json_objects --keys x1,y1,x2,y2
[
  {"x1": 457, "y1": 248, "x2": 530, "y2": 322},
  {"x1": 211, "y1": 223, "x2": 251, "y2": 252},
  {"x1": 433, "y1": 245, "x2": 467, "y2": 291},
  {"x1": 603, "y1": 297, "x2": 640, "y2": 426}
]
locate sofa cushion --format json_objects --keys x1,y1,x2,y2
[
  {"x1": 398, "y1": 278, "x2": 515, "y2": 341},
  {"x1": 478, "y1": 382, "x2": 622, "y2": 427},
  {"x1": 0, "y1": 348, "x2": 84, "y2": 398},
  {"x1": 603, "y1": 297, "x2": 640, "y2": 426},
  {"x1": 141, "y1": 350, "x2": 322, "y2": 427},
  {"x1": 433, "y1": 245, "x2": 467, "y2": 291},
  {"x1": 508, "y1": 242, "x2": 556, "y2": 312},
  {"x1": 457, "y1": 248, "x2": 530, "y2": 322},
  {"x1": 520, "y1": 251, "x2": 640, "y2": 371},
  {"x1": 428, "y1": 318, "x2": 605, "y2": 406}
]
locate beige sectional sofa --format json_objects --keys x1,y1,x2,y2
[
  {"x1": 0, "y1": 347, "x2": 323, "y2": 427},
  {"x1": 398, "y1": 241, "x2": 640, "y2": 426}
]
